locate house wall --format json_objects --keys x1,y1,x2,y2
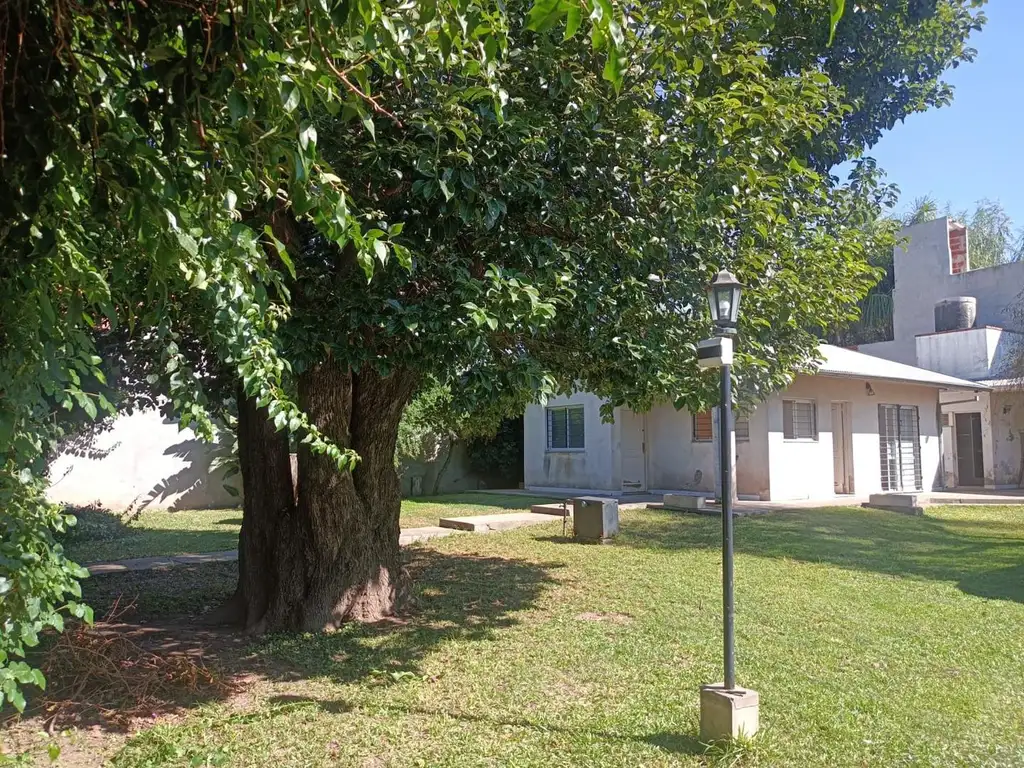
[
  {"x1": 988, "y1": 391, "x2": 1024, "y2": 488},
  {"x1": 523, "y1": 393, "x2": 618, "y2": 492},
  {"x1": 645, "y1": 402, "x2": 716, "y2": 493},
  {"x1": 915, "y1": 327, "x2": 1016, "y2": 380},
  {"x1": 860, "y1": 217, "x2": 1024, "y2": 365},
  {"x1": 765, "y1": 375, "x2": 942, "y2": 501},
  {"x1": 46, "y1": 409, "x2": 240, "y2": 512},
  {"x1": 736, "y1": 404, "x2": 771, "y2": 499}
]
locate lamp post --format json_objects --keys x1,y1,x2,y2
[
  {"x1": 697, "y1": 269, "x2": 759, "y2": 743},
  {"x1": 707, "y1": 269, "x2": 741, "y2": 691}
]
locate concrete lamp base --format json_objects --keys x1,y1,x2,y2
[{"x1": 699, "y1": 684, "x2": 760, "y2": 743}]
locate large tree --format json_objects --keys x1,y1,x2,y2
[
  {"x1": 0, "y1": 0, "x2": 984, "y2": 703},
  {"x1": 221, "y1": 1, "x2": 903, "y2": 631}
]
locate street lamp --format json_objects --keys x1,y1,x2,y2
[
  {"x1": 696, "y1": 269, "x2": 759, "y2": 743},
  {"x1": 707, "y1": 269, "x2": 742, "y2": 335}
]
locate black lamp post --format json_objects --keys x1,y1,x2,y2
[{"x1": 707, "y1": 269, "x2": 742, "y2": 691}]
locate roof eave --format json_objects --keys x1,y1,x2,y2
[{"x1": 812, "y1": 371, "x2": 991, "y2": 392}]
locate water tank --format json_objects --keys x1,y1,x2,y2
[{"x1": 934, "y1": 297, "x2": 977, "y2": 333}]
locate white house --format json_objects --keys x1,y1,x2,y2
[
  {"x1": 524, "y1": 345, "x2": 986, "y2": 502},
  {"x1": 858, "y1": 217, "x2": 1024, "y2": 489}
]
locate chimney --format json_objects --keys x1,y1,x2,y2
[{"x1": 948, "y1": 220, "x2": 968, "y2": 274}]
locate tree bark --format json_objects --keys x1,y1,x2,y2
[
  {"x1": 230, "y1": 360, "x2": 417, "y2": 632},
  {"x1": 215, "y1": 386, "x2": 295, "y2": 630}
]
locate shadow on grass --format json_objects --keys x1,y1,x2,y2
[
  {"x1": 618, "y1": 507, "x2": 1024, "y2": 603},
  {"x1": 66, "y1": 548, "x2": 559, "y2": 732},
  {"x1": 260, "y1": 695, "x2": 705, "y2": 757},
  {"x1": 254, "y1": 547, "x2": 561, "y2": 685}
]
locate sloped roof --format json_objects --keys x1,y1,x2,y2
[{"x1": 812, "y1": 344, "x2": 988, "y2": 391}]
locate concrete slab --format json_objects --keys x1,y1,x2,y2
[
  {"x1": 400, "y1": 526, "x2": 457, "y2": 545},
  {"x1": 663, "y1": 493, "x2": 707, "y2": 511},
  {"x1": 865, "y1": 493, "x2": 925, "y2": 516},
  {"x1": 531, "y1": 503, "x2": 570, "y2": 516},
  {"x1": 438, "y1": 512, "x2": 559, "y2": 533}
]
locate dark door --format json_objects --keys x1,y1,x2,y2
[{"x1": 954, "y1": 412, "x2": 985, "y2": 487}]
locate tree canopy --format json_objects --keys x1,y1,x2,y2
[{"x1": 0, "y1": 0, "x2": 985, "y2": 709}]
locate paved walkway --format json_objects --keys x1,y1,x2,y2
[{"x1": 85, "y1": 515, "x2": 558, "y2": 576}]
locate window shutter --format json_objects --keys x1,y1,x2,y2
[
  {"x1": 567, "y1": 406, "x2": 585, "y2": 449},
  {"x1": 783, "y1": 401, "x2": 794, "y2": 440},
  {"x1": 693, "y1": 411, "x2": 714, "y2": 441},
  {"x1": 548, "y1": 408, "x2": 568, "y2": 449}
]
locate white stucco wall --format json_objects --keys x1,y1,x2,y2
[
  {"x1": 645, "y1": 402, "x2": 716, "y2": 493},
  {"x1": 47, "y1": 409, "x2": 239, "y2": 512},
  {"x1": 765, "y1": 375, "x2": 942, "y2": 501},
  {"x1": 985, "y1": 391, "x2": 1024, "y2": 488},
  {"x1": 735, "y1": 405, "x2": 770, "y2": 499},
  {"x1": 523, "y1": 393, "x2": 618, "y2": 492},
  {"x1": 915, "y1": 327, "x2": 1021, "y2": 381}
]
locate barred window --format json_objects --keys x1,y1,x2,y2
[
  {"x1": 783, "y1": 400, "x2": 817, "y2": 441},
  {"x1": 547, "y1": 406, "x2": 585, "y2": 450}
]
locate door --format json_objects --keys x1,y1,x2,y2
[
  {"x1": 831, "y1": 402, "x2": 854, "y2": 494},
  {"x1": 878, "y1": 404, "x2": 923, "y2": 492},
  {"x1": 619, "y1": 409, "x2": 647, "y2": 492},
  {"x1": 954, "y1": 412, "x2": 985, "y2": 487}
]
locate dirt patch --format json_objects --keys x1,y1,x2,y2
[{"x1": 574, "y1": 611, "x2": 633, "y2": 624}]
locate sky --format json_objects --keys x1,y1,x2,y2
[{"x1": 841, "y1": 0, "x2": 1024, "y2": 224}]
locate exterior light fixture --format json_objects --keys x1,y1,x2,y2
[{"x1": 707, "y1": 269, "x2": 743, "y2": 335}]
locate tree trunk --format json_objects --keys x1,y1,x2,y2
[
  {"x1": 215, "y1": 387, "x2": 295, "y2": 630},
  {"x1": 231, "y1": 359, "x2": 417, "y2": 632}
]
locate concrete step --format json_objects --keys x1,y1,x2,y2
[{"x1": 438, "y1": 512, "x2": 560, "y2": 533}]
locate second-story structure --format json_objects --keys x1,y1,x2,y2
[{"x1": 859, "y1": 217, "x2": 1024, "y2": 490}]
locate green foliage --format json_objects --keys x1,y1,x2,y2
[
  {"x1": 0, "y1": 481, "x2": 91, "y2": 712},
  {"x1": 769, "y1": 0, "x2": 986, "y2": 169},
  {"x1": 0, "y1": 0, "x2": 525, "y2": 709},
  {"x1": 465, "y1": 419, "x2": 525, "y2": 488},
  {"x1": 396, "y1": 384, "x2": 460, "y2": 467}
]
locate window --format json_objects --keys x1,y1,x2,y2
[
  {"x1": 879, "y1": 404, "x2": 922, "y2": 491},
  {"x1": 693, "y1": 411, "x2": 748, "y2": 441},
  {"x1": 547, "y1": 405, "x2": 585, "y2": 450},
  {"x1": 783, "y1": 399, "x2": 817, "y2": 440},
  {"x1": 692, "y1": 411, "x2": 713, "y2": 442}
]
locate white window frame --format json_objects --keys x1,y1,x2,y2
[
  {"x1": 783, "y1": 399, "x2": 818, "y2": 441},
  {"x1": 546, "y1": 405, "x2": 585, "y2": 452}
]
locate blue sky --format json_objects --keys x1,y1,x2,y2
[{"x1": 841, "y1": 0, "x2": 1023, "y2": 224}]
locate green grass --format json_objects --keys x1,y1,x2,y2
[
  {"x1": 75, "y1": 503, "x2": 1024, "y2": 767},
  {"x1": 65, "y1": 493, "x2": 559, "y2": 564}
]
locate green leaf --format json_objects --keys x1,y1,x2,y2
[
  {"x1": 564, "y1": 5, "x2": 582, "y2": 39},
  {"x1": 228, "y1": 91, "x2": 248, "y2": 122},
  {"x1": 828, "y1": 0, "x2": 846, "y2": 46},
  {"x1": 299, "y1": 123, "x2": 318, "y2": 150},
  {"x1": 361, "y1": 114, "x2": 376, "y2": 140},
  {"x1": 527, "y1": 0, "x2": 566, "y2": 33},
  {"x1": 280, "y1": 80, "x2": 301, "y2": 112},
  {"x1": 603, "y1": 52, "x2": 624, "y2": 92}
]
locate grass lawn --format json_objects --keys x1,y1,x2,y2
[
  {"x1": 28, "y1": 503, "x2": 1024, "y2": 766},
  {"x1": 63, "y1": 492, "x2": 560, "y2": 564}
]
